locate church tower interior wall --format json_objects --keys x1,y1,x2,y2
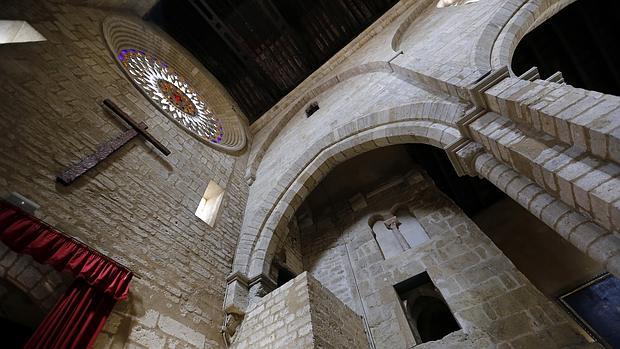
[
  {"x1": 0, "y1": 1, "x2": 250, "y2": 347},
  {"x1": 298, "y1": 169, "x2": 593, "y2": 349},
  {"x1": 0, "y1": 0, "x2": 619, "y2": 348}
]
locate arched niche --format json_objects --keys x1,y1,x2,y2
[
  {"x1": 393, "y1": 206, "x2": 430, "y2": 248},
  {"x1": 369, "y1": 206, "x2": 430, "y2": 260}
]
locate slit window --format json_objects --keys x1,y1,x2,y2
[{"x1": 195, "y1": 181, "x2": 225, "y2": 226}]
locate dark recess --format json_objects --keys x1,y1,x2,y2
[
  {"x1": 146, "y1": 0, "x2": 398, "y2": 123},
  {"x1": 512, "y1": 0, "x2": 620, "y2": 96},
  {"x1": 407, "y1": 144, "x2": 504, "y2": 216}
]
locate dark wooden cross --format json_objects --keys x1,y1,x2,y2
[{"x1": 56, "y1": 99, "x2": 171, "y2": 185}]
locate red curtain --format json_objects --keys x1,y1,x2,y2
[{"x1": 0, "y1": 202, "x2": 133, "y2": 348}]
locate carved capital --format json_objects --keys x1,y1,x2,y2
[
  {"x1": 226, "y1": 271, "x2": 250, "y2": 286},
  {"x1": 224, "y1": 271, "x2": 252, "y2": 317},
  {"x1": 455, "y1": 141, "x2": 485, "y2": 177},
  {"x1": 245, "y1": 171, "x2": 256, "y2": 186},
  {"x1": 222, "y1": 312, "x2": 243, "y2": 343}
]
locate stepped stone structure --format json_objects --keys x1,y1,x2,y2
[{"x1": 0, "y1": 0, "x2": 619, "y2": 348}]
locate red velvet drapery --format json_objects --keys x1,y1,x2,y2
[{"x1": 0, "y1": 202, "x2": 133, "y2": 348}]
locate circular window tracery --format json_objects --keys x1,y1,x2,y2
[
  {"x1": 103, "y1": 16, "x2": 247, "y2": 153},
  {"x1": 118, "y1": 49, "x2": 224, "y2": 144}
]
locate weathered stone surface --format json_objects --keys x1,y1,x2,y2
[
  {"x1": 299, "y1": 172, "x2": 591, "y2": 349},
  {"x1": 0, "y1": 1, "x2": 249, "y2": 347},
  {"x1": 231, "y1": 272, "x2": 368, "y2": 349},
  {"x1": 1, "y1": 0, "x2": 618, "y2": 348}
]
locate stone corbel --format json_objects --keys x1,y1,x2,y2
[
  {"x1": 244, "y1": 169, "x2": 256, "y2": 186},
  {"x1": 222, "y1": 272, "x2": 277, "y2": 338},
  {"x1": 224, "y1": 271, "x2": 250, "y2": 316},
  {"x1": 223, "y1": 271, "x2": 250, "y2": 339}
]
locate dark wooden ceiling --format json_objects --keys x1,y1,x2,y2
[{"x1": 146, "y1": 0, "x2": 398, "y2": 123}]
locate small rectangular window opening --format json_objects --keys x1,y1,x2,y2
[
  {"x1": 0, "y1": 21, "x2": 46, "y2": 44},
  {"x1": 195, "y1": 181, "x2": 225, "y2": 226},
  {"x1": 395, "y1": 272, "x2": 460, "y2": 345}
]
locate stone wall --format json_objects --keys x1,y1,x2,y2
[
  {"x1": 228, "y1": 0, "x2": 620, "y2": 319},
  {"x1": 231, "y1": 272, "x2": 368, "y2": 349},
  {"x1": 269, "y1": 219, "x2": 304, "y2": 281},
  {"x1": 0, "y1": 1, "x2": 249, "y2": 348},
  {"x1": 300, "y1": 170, "x2": 595, "y2": 349},
  {"x1": 0, "y1": 242, "x2": 70, "y2": 311},
  {"x1": 232, "y1": 0, "x2": 518, "y2": 292}
]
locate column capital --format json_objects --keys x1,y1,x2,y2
[{"x1": 384, "y1": 216, "x2": 401, "y2": 230}]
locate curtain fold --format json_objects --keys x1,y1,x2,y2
[
  {"x1": 0, "y1": 202, "x2": 133, "y2": 348},
  {"x1": 0, "y1": 202, "x2": 132, "y2": 300},
  {"x1": 23, "y1": 278, "x2": 116, "y2": 349}
]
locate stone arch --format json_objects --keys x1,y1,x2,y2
[
  {"x1": 232, "y1": 100, "x2": 465, "y2": 278},
  {"x1": 368, "y1": 213, "x2": 389, "y2": 230},
  {"x1": 390, "y1": 0, "x2": 436, "y2": 52},
  {"x1": 246, "y1": 62, "x2": 392, "y2": 183},
  {"x1": 390, "y1": 202, "x2": 413, "y2": 216},
  {"x1": 241, "y1": 120, "x2": 463, "y2": 279},
  {"x1": 471, "y1": 0, "x2": 528, "y2": 72},
  {"x1": 471, "y1": 0, "x2": 575, "y2": 74},
  {"x1": 245, "y1": 63, "x2": 462, "y2": 184},
  {"x1": 489, "y1": 0, "x2": 577, "y2": 72}
]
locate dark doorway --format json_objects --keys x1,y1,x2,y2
[
  {"x1": 512, "y1": 0, "x2": 620, "y2": 96},
  {"x1": 276, "y1": 266, "x2": 296, "y2": 287},
  {"x1": 0, "y1": 279, "x2": 46, "y2": 348},
  {"x1": 395, "y1": 272, "x2": 460, "y2": 344},
  {"x1": 413, "y1": 296, "x2": 461, "y2": 342}
]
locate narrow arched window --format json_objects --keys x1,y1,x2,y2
[{"x1": 395, "y1": 208, "x2": 430, "y2": 247}]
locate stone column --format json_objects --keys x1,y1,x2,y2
[
  {"x1": 384, "y1": 216, "x2": 411, "y2": 252},
  {"x1": 471, "y1": 150, "x2": 620, "y2": 278}
]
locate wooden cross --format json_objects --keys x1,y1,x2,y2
[{"x1": 56, "y1": 99, "x2": 171, "y2": 185}]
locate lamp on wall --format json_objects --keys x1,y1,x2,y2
[{"x1": 4, "y1": 192, "x2": 39, "y2": 214}]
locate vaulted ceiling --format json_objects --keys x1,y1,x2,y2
[{"x1": 146, "y1": 0, "x2": 398, "y2": 123}]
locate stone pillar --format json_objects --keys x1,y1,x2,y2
[
  {"x1": 384, "y1": 216, "x2": 411, "y2": 251},
  {"x1": 223, "y1": 272, "x2": 250, "y2": 339},
  {"x1": 471, "y1": 150, "x2": 620, "y2": 278}
]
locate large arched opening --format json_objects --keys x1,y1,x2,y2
[
  {"x1": 511, "y1": 0, "x2": 620, "y2": 95},
  {"x1": 262, "y1": 142, "x2": 598, "y2": 347}
]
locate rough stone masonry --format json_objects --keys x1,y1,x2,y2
[{"x1": 0, "y1": 0, "x2": 619, "y2": 348}]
